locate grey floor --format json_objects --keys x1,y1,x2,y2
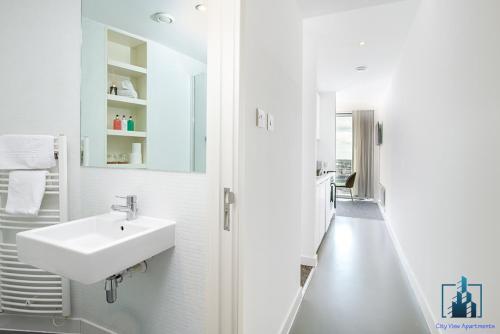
[
  {"x1": 335, "y1": 199, "x2": 384, "y2": 220},
  {"x1": 290, "y1": 215, "x2": 430, "y2": 334}
]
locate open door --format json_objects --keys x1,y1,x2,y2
[{"x1": 206, "y1": 0, "x2": 240, "y2": 333}]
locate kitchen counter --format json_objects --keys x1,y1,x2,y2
[
  {"x1": 313, "y1": 172, "x2": 336, "y2": 253},
  {"x1": 316, "y1": 172, "x2": 334, "y2": 185}
]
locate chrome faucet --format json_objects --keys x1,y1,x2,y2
[{"x1": 111, "y1": 195, "x2": 138, "y2": 220}]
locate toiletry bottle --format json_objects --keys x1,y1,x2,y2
[
  {"x1": 109, "y1": 84, "x2": 117, "y2": 95},
  {"x1": 127, "y1": 116, "x2": 135, "y2": 131},
  {"x1": 122, "y1": 115, "x2": 127, "y2": 131},
  {"x1": 113, "y1": 115, "x2": 121, "y2": 130}
]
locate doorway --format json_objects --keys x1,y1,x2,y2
[{"x1": 335, "y1": 112, "x2": 353, "y2": 198}]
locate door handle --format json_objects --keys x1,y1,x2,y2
[{"x1": 224, "y1": 188, "x2": 235, "y2": 231}]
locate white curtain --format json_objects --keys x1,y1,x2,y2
[{"x1": 352, "y1": 110, "x2": 374, "y2": 199}]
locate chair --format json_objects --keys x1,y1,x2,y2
[{"x1": 334, "y1": 172, "x2": 357, "y2": 206}]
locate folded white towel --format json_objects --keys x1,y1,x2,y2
[
  {"x1": 117, "y1": 79, "x2": 138, "y2": 98},
  {"x1": 0, "y1": 135, "x2": 56, "y2": 170},
  {"x1": 6, "y1": 171, "x2": 48, "y2": 216},
  {"x1": 117, "y1": 89, "x2": 138, "y2": 99},
  {"x1": 120, "y1": 79, "x2": 136, "y2": 91}
]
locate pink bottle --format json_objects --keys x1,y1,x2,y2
[{"x1": 113, "y1": 115, "x2": 121, "y2": 130}]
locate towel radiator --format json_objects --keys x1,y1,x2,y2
[{"x1": 0, "y1": 135, "x2": 70, "y2": 316}]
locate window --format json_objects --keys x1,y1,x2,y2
[{"x1": 336, "y1": 113, "x2": 352, "y2": 195}]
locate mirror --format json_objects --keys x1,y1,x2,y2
[{"x1": 80, "y1": 0, "x2": 207, "y2": 173}]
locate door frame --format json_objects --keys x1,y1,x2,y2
[{"x1": 206, "y1": 0, "x2": 241, "y2": 333}]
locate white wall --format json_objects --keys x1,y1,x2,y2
[
  {"x1": 316, "y1": 92, "x2": 336, "y2": 170},
  {"x1": 373, "y1": 110, "x2": 382, "y2": 203},
  {"x1": 379, "y1": 0, "x2": 500, "y2": 327},
  {"x1": 301, "y1": 31, "x2": 336, "y2": 266},
  {"x1": 238, "y1": 0, "x2": 303, "y2": 332},
  {"x1": 0, "y1": 1, "x2": 209, "y2": 333},
  {"x1": 300, "y1": 25, "x2": 319, "y2": 264},
  {"x1": 0, "y1": 0, "x2": 82, "y2": 214}
]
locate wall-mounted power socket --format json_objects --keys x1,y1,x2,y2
[
  {"x1": 256, "y1": 108, "x2": 266, "y2": 128},
  {"x1": 267, "y1": 113, "x2": 275, "y2": 131}
]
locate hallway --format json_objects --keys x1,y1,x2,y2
[{"x1": 291, "y1": 214, "x2": 430, "y2": 334}]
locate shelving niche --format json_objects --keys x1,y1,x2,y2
[{"x1": 106, "y1": 29, "x2": 147, "y2": 167}]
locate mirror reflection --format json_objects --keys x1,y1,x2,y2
[{"x1": 80, "y1": 0, "x2": 207, "y2": 172}]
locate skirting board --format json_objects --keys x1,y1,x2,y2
[
  {"x1": 0, "y1": 314, "x2": 79, "y2": 333},
  {"x1": 300, "y1": 255, "x2": 317, "y2": 267},
  {"x1": 0, "y1": 314, "x2": 117, "y2": 334},
  {"x1": 377, "y1": 203, "x2": 442, "y2": 334},
  {"x1": 279, "y1": 263, "x2": 317, "y2": 334},
  {"x1": 78, "y1": 319, "x2": 118, "y2": 334},
  {"x1": 278, "y1": 288, "x2": 303, "y2": 334}
]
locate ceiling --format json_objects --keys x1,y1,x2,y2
[
  {"x1": 305, "y1": 0, "x2": 420, "y2": 111},
  {"x1": 299, "y1": 0, "x2": 408, "y2": 17},
  {"x1": 83, "y1": 0, "x2": 208, "y2": 62}
]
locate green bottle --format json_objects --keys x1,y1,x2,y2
[{"x1": 127, "y1": 116, "x2": 135, "y2": 131}]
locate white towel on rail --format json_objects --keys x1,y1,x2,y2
[
  {"x1": 5, "y1": 171, "x2": 48, "y2": 216},
  {"x1": 0, "y1": 135, "x2": 56, "y2": 170}
]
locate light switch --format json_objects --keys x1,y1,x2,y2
[
  {"x1": 267, "y1": 113, "x2": 275, "y2": 131},
  {"x1": 256, "y1": 108, "x2": 266, "y2": 128}
]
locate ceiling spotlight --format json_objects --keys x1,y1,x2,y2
[
  {"x1": 195, "y1": 3, "x2": 207, "y2": 11},
  {"x1": 359, "y1": 41, "x2": 366, "y2": 46},
  {"x1": 355, "y1": 66, "x2": 367, "y2": 71},
  {"x1": 151, "y1": 12, "x2": 175, "y2": 24}
]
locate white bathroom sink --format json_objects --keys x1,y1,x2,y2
[{"x1": 16, "y1": 212, "x2": 175, "y2": 284}]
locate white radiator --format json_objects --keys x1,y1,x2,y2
[{"x1": 0, "y1": 135, "x2": 70, "y2": 316}]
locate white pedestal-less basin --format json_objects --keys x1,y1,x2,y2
[{"x1": 16, "y1": 212, "x2": 175, "y2": 284}]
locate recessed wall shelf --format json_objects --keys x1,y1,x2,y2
[
  {"x1": 104, "y1": 28, "x2": 148, "y2": 167},
  {"x1": 108, "y1": 60, "x2": 147, "y2": 77},
  {"x1": 107, "y1": 129, "x2": 147, "y2": 138},
  {"x1": 107, "y1": 94, "x2": 147, "y2": 108}
]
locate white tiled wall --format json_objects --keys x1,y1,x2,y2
[{"x1": 71, "y1": 169, "x2": 208, "y2": 334}]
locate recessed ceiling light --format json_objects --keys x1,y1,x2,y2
[
  {"x1": 151, "y1": 12, "x2": 175, "y2": 24},
  {"x1": 195, "y1": 3, "x2": 207, "y2": 11},
  {"x1": 359, "y1": 41, "x2": 366, "y2": 46},
  {"x1": 355, "y1": 66, "x2": 367, "y2": 71}
]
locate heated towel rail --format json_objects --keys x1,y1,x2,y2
[{"x1": 0, "y1": 135, "x2": 70, "y2": 316}]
